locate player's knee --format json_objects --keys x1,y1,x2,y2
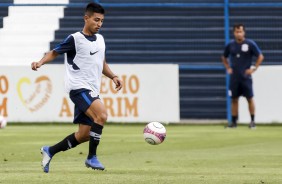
[{"x1": 97, "y1": 112, "x2": 108, "y2": 124}]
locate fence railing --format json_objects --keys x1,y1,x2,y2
[{"x1": 1, "y1": 1, "x2": 282, "y2": 7}]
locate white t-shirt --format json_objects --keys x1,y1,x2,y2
[{"x1": 54, "y1": 31, "x2": 105, "y2": 95}]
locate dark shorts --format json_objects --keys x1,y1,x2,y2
[
  {"x1": 69, "y1": 89, "x2": 100, "y2": 126},
  {"x1": 230, "y1": 77, "x2": 254, "y2": 99}
]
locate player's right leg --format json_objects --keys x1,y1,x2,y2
[
  {"x1": 230, "y1": 98, "x2": 239, "y2": 128},
  {"x1": 84, "y1": 99, "x2": 108, "y2": 170},
  {"x1": 75, "y1": 124, "x2": 105, "y2": 170},
  {"x1": 70, "y1": 89, "x2": 107, "y2": 170},
  {"x1": 228, "y1": 78, "x2": 240, "y2": 128}
]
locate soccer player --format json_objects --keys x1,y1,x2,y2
[
  {"x1": 221, "y1": 23, "x2": 264, "y2": 129},
  {"x1": 31, "y1": 2, "x2": 123, "y2": 172}
]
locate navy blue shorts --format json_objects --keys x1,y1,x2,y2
[
  {"x1": 69, "y1": 89, "x2": 100, "y2": 126},
  {"x1": 230, "y1": 78, "x2": 254, "y2": 99}
]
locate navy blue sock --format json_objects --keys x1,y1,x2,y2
[
  {"x1": 88, "y1": 123, "x2": 103, "y2": 159},
  {"x1": 251, "y1": 115, "x2": 255, "y2": 122},
  {"x1": 232, "y1": 116, "x2": 238, "y2": 124}
]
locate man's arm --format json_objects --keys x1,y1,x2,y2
[
  {"x1": 31, "y1": 35, "x2": 74, "y2": 71},
  {"x1": 221, "y1": 56, "x2": 232, "y2": 74},
  {"x1": 246, "y1": 40, "x2": 264, "y2": 74},
  {"x1": 221, "y1": 43, "x2": 232, "y2": 74},
  {"x1": 102, "y1": 58, "x2": 117, "y2": 79},
  {"x1": 31, "y1": 50, "x2": 59, "y2": 71},
  {"x1": 253, "y1": 54, "x2": 264, "y2": 70},
  {"x1": 245, "y1": 54, "x2": 264, "y2": 75},
  {"x1": 102, "y1": 58, "x2": 123, "y2": 91}
]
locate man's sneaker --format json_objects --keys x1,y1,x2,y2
[
  {"x1": 40, "y1": 146, "x2": 53, "y2": 173},
  {"x1": 85, "y1": 155, "x2": 105, "y2": 170},
  {"x1": 249, "y1": 121, "x2": 256, "y2": 129}
]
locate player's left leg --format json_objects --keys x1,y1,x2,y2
[
  {"x1": 41, "y1": 92, "x2": 94, "y2": 173},
  {"x1": 243, "y1": 78, "x2": 256, "y2": 129},
  {"x1": 41, "y1": 131, "x2": 81, "y2": 173},
  {"x1": 41, "y1": 124, "x2": 91, "y2": 173},
  {"x1": 247, "y1": 97, "x2": 256, "y2": 129}
]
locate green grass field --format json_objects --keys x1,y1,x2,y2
[{"x1": 1, "y1": 124, "x2": 282, "y2": 184}]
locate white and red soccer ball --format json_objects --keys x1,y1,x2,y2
[
  {"x1": 0, "y1": 115, "x2": 7, "y2": 129},
  {"x1": 143, "y1": 122, "x2": 166, "y2": 145}
]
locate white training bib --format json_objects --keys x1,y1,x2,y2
[{"x1": 64, "y1": 32, "x2": 105, "y2": 95}]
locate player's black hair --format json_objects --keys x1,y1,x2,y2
[
  {"x1": 85, "y1": 2, "x2": 105, "y2": 16},
  {"x1": 233, "y1": 23, "x2": 245, "y2": 31}
]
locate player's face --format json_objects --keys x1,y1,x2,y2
[
  {"x1": 233, "y1": 26, "x2": 245, "y2": 42},
  {"x1": 85, "y1": 12, "x2": 104, "y2": 34}
]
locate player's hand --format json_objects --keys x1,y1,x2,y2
[
  {"x1": 112, "y1": 76, "x2": 123, "y2": 91},
  {"x1": 227, "y1": 68, "x2": 233, "y2": 74},
  {"x1": 31, "y1": 61, "x2": 42, "y2": 71},
  {"x1": 245, "y1": 69, "x2": 255, "y2": 75}
]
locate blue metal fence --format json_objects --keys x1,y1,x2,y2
[{"x1": 1, "y1": 1, "x2": 282, "y2": 7}]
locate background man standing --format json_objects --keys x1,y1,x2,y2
[{"x1": 221, "y1": 23, "x2": 264, "y2": 129}]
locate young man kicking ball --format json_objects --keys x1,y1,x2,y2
[{"x1": 31, "y1": 2, "x2": 123, "y2": 172}]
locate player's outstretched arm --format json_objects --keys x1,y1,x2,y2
[
  {"x1": 102, "y1": 58, "x2": 123, "y2": 91},
  {"x1": 31, "y1": 50, "x2": 59, "y2": 71}
]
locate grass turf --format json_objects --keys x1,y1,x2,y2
[{"x1": 0, "y1": 124, "x2": 282, "y2": 184}]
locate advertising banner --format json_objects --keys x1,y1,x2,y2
[{"x1": 0, "y1": 64, "x2": 180, "y2": 123}]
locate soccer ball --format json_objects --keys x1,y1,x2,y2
[
  {"x1": 0, "y1": 116, "x2": 7, "y2": 129},
  {"x1": 143, "y1": 122, "x2": 166, "y2": 145}
]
